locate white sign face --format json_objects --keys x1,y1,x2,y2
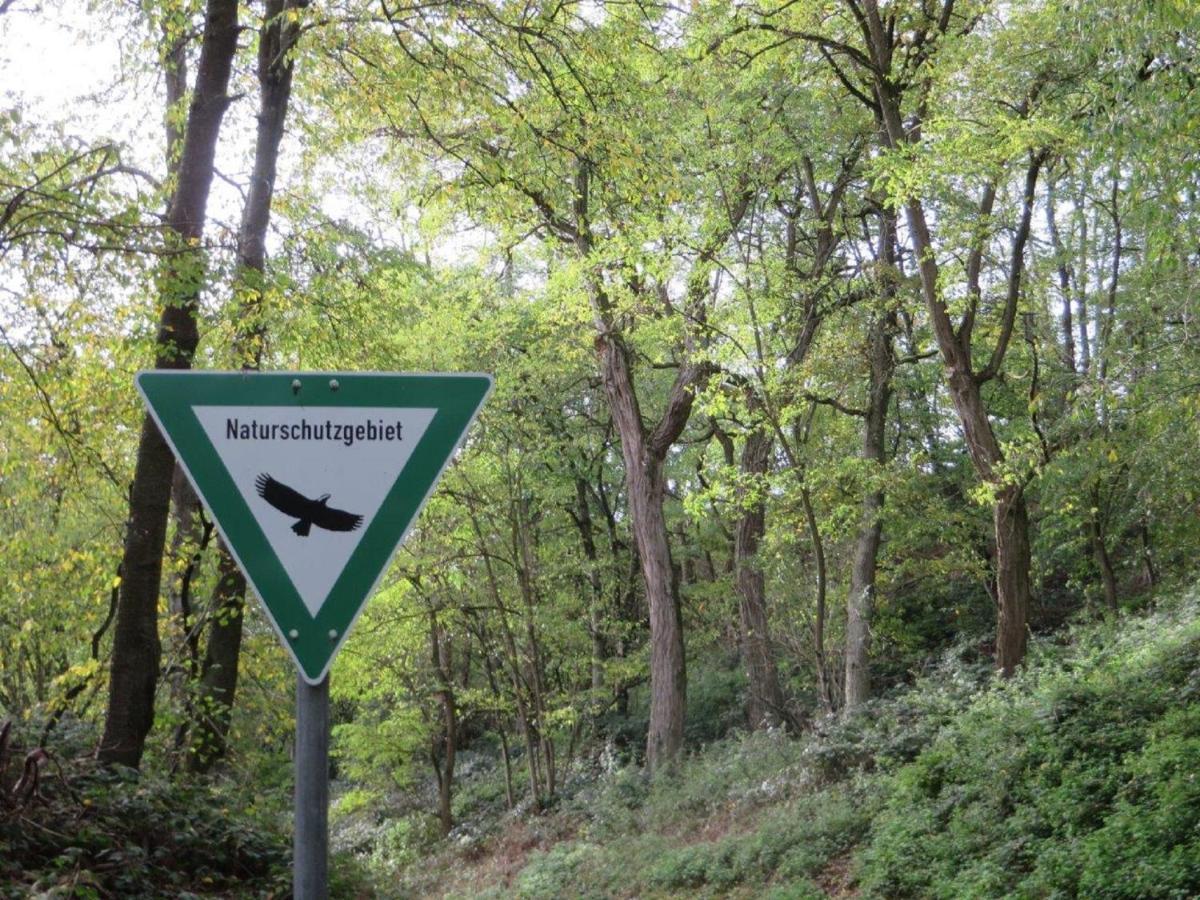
[
  {"x1": 193, "y1": 405, "x2": 437, "y2": 615},
  {"x1": 140, "y1": 371, "x2": 493, "y2": 683}
]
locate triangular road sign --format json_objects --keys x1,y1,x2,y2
[{"x1": 138, "y1": 371, "x2": 492, "y2": 683}]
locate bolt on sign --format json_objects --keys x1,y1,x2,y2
[{"x1": 138, "y1": 371, "x2": 493, "y2": 682}]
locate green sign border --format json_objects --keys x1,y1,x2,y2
[{"x1": 138, "y1": 371, "x2": 492, "y2": 683}]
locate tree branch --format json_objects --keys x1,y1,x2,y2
[
  {"x1": 956, "y1": 179, "x2": 997, "y2": 354},
  {"x1": 976, "y1": 151, "x2": 1046, "y2": 384}
]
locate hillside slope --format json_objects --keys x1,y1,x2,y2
[{"x1": 374, "y1": 585, "x2": 1200, "y2": 898}]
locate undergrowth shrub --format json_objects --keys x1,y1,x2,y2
[
  {"x1": 858, "y1": 591, "x2": 1200, "y2": 899},
  {"x1": 1073, "y1": 703, "x2": 1200, "y2": 897},
  {"x1": 512, "y1": 732, "x2": 874, "y2": 897},
  {"x1": 0, "y1": 759, "x2": 290, "y2": 898},
  {"x1": 683, "y1": 665, "x2": 748, "y2": 746},
  {"x1": 644, "y1": 783, "x2": 874, "y2": 894},
  {"x1": 514, "y1": 841, "x2": 608, "y2": 900}
]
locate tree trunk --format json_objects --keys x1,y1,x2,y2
[
  {"x1": 99, "y1": 0, "x2": 239, "y2": 769},
  {"x1": 596, "y1": 332, "x2": 689, "y2": 771},
  {"x1": 1045, "y1": 175, "x2": 1077, "y2": 375},
  {"x1": 994, "y1": 485, "x2": 1032, "y2": 673},
  {"x1": 498, "y1": 724, "x2": 515, "y2": 810},
  {"x1": 166, "y1": 510, "x2": 211, "y2": 763},
  {"x1": 843, "y1": 311, "x2": 894, "y2": 712},
  {"x1": 166, "y1": 473, "x2": 205, "y2": 620},
  {"x1": 429, "y1": 611, "x2": 456, "y2": 837},
  {"x1": 1091, "y1": 522, "x2": 1119, "y2": 613},
  {"x1": 185, "y1": 0, "x2": 302, "y2": 774},
  {"x1": 510, "y1": 479, "x2": 556, "y2": 799},
  {"x1": 467, "y1": 510, "x2": 546, "y2": 805},
  {"x1": 943, "y1": 360, "x2": 1034, "y2": 674},
  {"x1": 800, "y1": 483, "x2": 831, "y2": 712},
  {"x1": 187, "y1": 553, "x2": 244, "y2": 770},
  {"x1": 1139, "y1": 520, "x2": 1158, "y2": 588},
  {"x1": 1088, "y1": 484, "x2": 1118, "y2": 613},
  {"x1": 157, "y1": 10, "x2": 207, "y2": 734},
  {"x1": 573, "y1": 478, "x2": 606, "y2": 695},
  {"x1": 734, "y1": 419, "x2": 784, "y2": 729},
  {"x1": 1075, "y1": 197, "x2": 1092, "y2": 376}
]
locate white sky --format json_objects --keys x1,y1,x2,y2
[
  {"x1": 2, "y1": 9, "x2": 114, "y2": 107},
  {"x1": 7, "y1": 2, "x2": 506, "y2": 283},
  {"x1": 2, "y1": 5, "x2": 358, "y2": 245},
  {"x1": 1, "y1": 4, "x2": 158, "y2": 160}
]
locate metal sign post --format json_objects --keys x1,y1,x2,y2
[{"x1": 294, "y1": 675, "x2": 330, "y2": 900}]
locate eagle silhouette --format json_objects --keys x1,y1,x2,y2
[{"x1": 255, "y1": 474, "x2": 363, "y2": 537}]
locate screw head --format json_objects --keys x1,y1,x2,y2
[
  {"x1": 329, "y1": 378, "x2": 340, "y2": 391},
  {"x1": 328, "y1": 629, "x2": 338, "y2": 640},
  {"x1": 291, "y1": 378, "x2": 302, "y2": 394},
  {"x1": 288, "y1": 629, "x2": 299, "y2": 640}
]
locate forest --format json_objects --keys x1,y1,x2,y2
[{"x1": 1, "y1": 0, "x2": 1199, "y2": 896}]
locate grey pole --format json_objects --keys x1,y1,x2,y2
[{"x1": 295, "y1": 675, "x2": 330, "y2": 900}]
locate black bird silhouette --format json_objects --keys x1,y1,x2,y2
[{"x1": 255, "y1": 474, "x2": 363, "y2": 537}]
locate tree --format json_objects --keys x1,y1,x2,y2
[
  {"x1": 852, "y1": 0, "x2": 1049, "y2": 674},
  {"x1": 716, "y1": 0, "x2": 1053, "y2": 673},
  {"x1": 319, "y1": 1, "x2": 759, "y2": 769},
  {"x1": 100, "y1": 0, "x2": 239, "y2": 768},
  {"x1": 187, "y1": 0, "x2": 305, "y2": 774},
  {"x1": 844, "y1": 212, "x2": 898, "y2": 711},
  {"x1": 730, "y1": 402, "x2": 786, "y2": 728}
]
